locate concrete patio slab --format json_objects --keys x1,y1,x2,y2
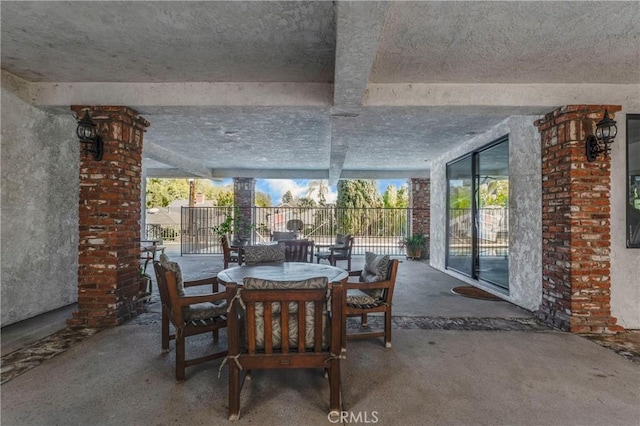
[
  {"x1": 1, "y1": 324, "x2": 638, "y2": 426},
  {"x1": 2, "y1": 246, "x2": 638, "y2": 425}
]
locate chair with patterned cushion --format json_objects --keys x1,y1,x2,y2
[
  {"x1": 343, "y1": 252, "x2": 399, "y2": 348},
  {"x1": 283, "y1": 239, "x2": 315, "y2": 262},
  {"x1": 243, "y1": 243, "x2": 286, "y2": 264},
  {"x1": 153, "y1": 255, "x2": 228, "y2": 382},
  {"x1": 315, "y1": 234, "x2": 354, "y2": 270},
  {"x1": 225, "y1": 276, "x2": 345, "y2": 420}
]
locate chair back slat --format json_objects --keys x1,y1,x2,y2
[
  {"x1": 283, "y1": 240, "x2": 315, "y2": 262},
  {"x1": 246, "y1": 302, "x2": 257, "y2": 355},
  {"x1": 263, "y1": 302, "x2": 273, "y2": 354},
  {"x1": 383, "y1": 259, "x2": 399, "y2": 305},
  {"x1": 154, "y1": 262, "x2": 171, "y2": 310},
  {"x1": 153, "y1": 262, "x2": 181, "y2": 323}
]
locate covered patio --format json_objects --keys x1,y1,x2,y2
[
  {"x1": 2, "y1": 250, "x2": 639, "y2": 424},
  {"x1": 2, "y1": 2, "x2": 639, "y2": 424}
]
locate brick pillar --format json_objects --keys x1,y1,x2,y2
[
  {"x1": 535, "y1": 105, "x2": 623, "y2": 333},
  {"x1": 233, "y1": 178, "x2": 255, "y2": 242},
  {"x1": 68, "y1": 106, "x2": 150, "y2": 328},
  {"x1": 410, "y1": 178, "x2": 430, "y2": 259}
]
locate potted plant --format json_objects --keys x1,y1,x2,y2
[
  {"x1": 212, "y1": 209, "x2": 253, "y2": 246},
  {"x1": 212, "y1": 212, "x2": 235, "y2": 241},
  {"x1": 399, "y1": 234, "x2": 427, "y2": 260}
]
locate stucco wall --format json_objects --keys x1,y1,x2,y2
[
  {"x1": 430, "y1": 116, "x2": 542, "y2": 311},
  {"x1": 611, "y1": 107, "x2": 640, "y2": 329},
  {"x1": 1, "y1": 73, "x2": 79, "y2": 326}
]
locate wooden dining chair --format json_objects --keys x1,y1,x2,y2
[
  {"x1": 315, "y1": 234, "x2": 354, "y2": 270},
  {"x1": 343, "y1": 253, "x2": 399, "y2": 348},
  {"x1": 153, "y1": 257, "x2": 228, "y2": 382},
  {"x1": 283, "y1": 239, "x2": 315, "y2": 262},
  {"x1": 225, "y1": 276, "x2": 345, "y2": 420},
  {"x1": 220, "y1": 235, "x2": 241, "y2": 268}
]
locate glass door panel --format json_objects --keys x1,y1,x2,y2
[
  {"x1": 477, "y1": 141, "x2": 509, "y2": 289},
  {"x1": 447, "y1": 155, "x2": 474, "y2": 277}
]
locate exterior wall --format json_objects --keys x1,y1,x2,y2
[
  {"x1": 410, "y1": 178, "x2": 430, "y2": 259},
  {"x1": 430, "y1": 116, "x2": 542, "y2": 312},
  {"x1": 1, "y1": 73, "x2": 79, "y2": 326}
]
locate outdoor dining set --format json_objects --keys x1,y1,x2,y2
[{"x1": 151, "y1": 233, "x2": 399, "y2": 420}]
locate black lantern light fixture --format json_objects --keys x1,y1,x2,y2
[
  {"x1": 76, "y1": 110, "x2": 103, "y2": 161},
  {"x1": 585, "y1": 109, "x2": 617, "y2": 162}
]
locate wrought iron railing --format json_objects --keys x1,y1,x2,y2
[{"x1": 167, "y1": 206, "x2": 412, "y2": 256}]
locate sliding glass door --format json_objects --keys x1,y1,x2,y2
[
  {"x1": 447, "y1": 137, "x2": 509, "y2": 290},
  {"x1": 447, "y1": 155, "x2": 474, "y2": 275}
]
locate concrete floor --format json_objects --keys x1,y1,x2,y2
[{"x1": 1, "y1": 247, "x2": 639, "y2": 425}]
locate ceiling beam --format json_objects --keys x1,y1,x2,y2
[
  {"x1": 29, "y1": 81, "x2": 332, "y2": 108},
  {"x1": 144, "y1": 141, "x2": 213, "y2": 178},
  {"x1": 327, "y1": 117, "x2": 351, "y2": 185},
  {"x1": 364, "y1": 83, "x2": 636, "y2": 107},
  {"x1": 333, "y1": 1, "x2": 389, "y2": 108}
]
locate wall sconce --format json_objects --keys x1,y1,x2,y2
[
  {"x1": 586, "y1": 109, "x2": 617, "y2": 162},
  {"x1": 76, "y1": 110, "x2": 103, "y2": 161}
]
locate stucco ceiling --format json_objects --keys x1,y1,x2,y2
[{"x1": 2, "y1": 1, "x2": 639, "y2": 182}]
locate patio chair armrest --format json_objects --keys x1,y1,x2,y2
[
  {"x1": 315, "y1": 244, "x2": 333, "y2": 249},
  {"x1": 177, "y1": 292, "x2": 227, "y2": 306},
  {"x1": 184, "y1": 277, "x2": 219, "y2": 291},
  {"x1": 345, "y1": 280, "x2": 391, "y2": 290},
  {"x1": 348, "y1": 270, "x2": 363, "y2": 277}
]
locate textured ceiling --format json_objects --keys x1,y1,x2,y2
[{"x1": 1, "y1": 1, "x2": 638, "y2": 182}]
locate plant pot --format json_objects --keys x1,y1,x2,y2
[{"x1": 406, "y1": 248, "x2": 422, "y2": 260}]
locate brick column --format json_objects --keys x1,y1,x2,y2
[
  {"x1": 535, "y1": 105, "x2": 623, "y2": 333},
  {"x1": 68, "y1": 106, "x2": 150, "y2": 328},
  {"x1": 233, "y1": 178, "x2": 255, "y2": 242},
  {"x1": 410, "y1": 178, "x2": 430, "y2": 259}
]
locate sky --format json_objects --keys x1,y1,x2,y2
[{"x1": 215, "y1": 179, "x2": 409, "y2": 205}]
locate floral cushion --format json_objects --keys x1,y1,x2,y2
[
  {"x1": 159, "y1": 253, "x2": 185, "y2": 297},
  {"x1": 346, "y1": 289, "x2": 378, "y2": 306},
  {"x1": 359, "y1": 252, "x2": 390, "y2": 300},
  {"x1": 243, "y1": 276, "x2": 329, "y2": 349},
  {"x1": 184, "y1": 301, "x2": 227, "y2": 322},
  {"x1": 160, "y1": 254, "x2": 226, "y2": 321},
  {"x1": 243, "y1": 244, "x2": 286, "y2": 264}
]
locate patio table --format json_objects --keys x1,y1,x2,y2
[{"x1": 217, "y1": 262, "x2": 347, "y2": 285}]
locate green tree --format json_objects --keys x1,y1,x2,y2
[
  {"x1": 396, "y1": 185, "x2": 409, "y2": 208},
  {"x1": 297, "y1": 197, "x2": 317, "y2": 207},
  {"x1": 255, "y1": 192, "x2": 272, "y2": 207},
  {"x1": 382, "y1": 185, "x2": 398, "y2": 208},
  {"x1": 145, "y1": 179, "x2": 236, "y2": 207},
  {"x1": 146, "y1": 178, "x2": 190, "y2": 208},
  {"x1": 336, "y1": 180, "x2": 383, "y2": 234}
]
